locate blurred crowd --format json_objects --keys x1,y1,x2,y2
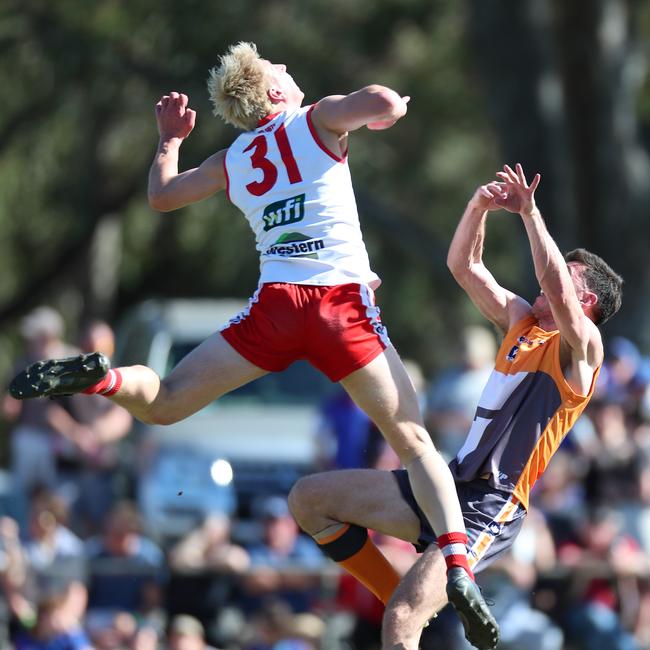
[{"x1": 2, "y1": 308, "x2": 650, "y2": 650}]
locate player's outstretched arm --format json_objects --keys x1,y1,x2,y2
[
  {"x1": 447, "y1": 182, "x2": 530, "y2": 334},
  {"x1": 495, "y1": 164, "x2": 599, "y2": 357},
  {"x1": 148, "y1": 92, "x2": 226, "y2": 212},
  {"x1": 311, "y1": 85, "x2": 409, "y2": 135}
]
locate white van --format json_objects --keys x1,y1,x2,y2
[{"x1": 114, "y1": 299, "x2": 336, "y2": 541}]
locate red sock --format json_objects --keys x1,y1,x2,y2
[
  {"x1": 437, "y1": 532, "x2": 474, "y2": 580},
  {"x1": 82, "y1": 368, "x2": 123, "y2": 397}
]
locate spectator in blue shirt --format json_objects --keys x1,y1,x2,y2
[
  {"x1": 85, "y1": 501, "x2": 165, "y2": 634},
  {"x1": 242, "y1": 496, "x2": 327, "y2": 613}
]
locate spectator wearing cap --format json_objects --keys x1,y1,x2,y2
[
  {"x1": 2, "y1": 307, "x2": 80, "y2": 522},
  {"x1": 241, "y1": 496, "x2": 327, "y2": 614}
]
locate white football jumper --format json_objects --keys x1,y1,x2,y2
[{"x1": 224, "y1": 105, "x2": 380, "y2": 289}]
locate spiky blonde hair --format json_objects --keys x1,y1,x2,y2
[{"x1": 207, "y1": 42, "x2": 274, "y2": 131}]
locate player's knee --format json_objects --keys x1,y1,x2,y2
[
  {"x1": 392, "y1": 423, "x2": 435, "y2": 464},
  {"x1": 288, "y1": 475, "x2": 322, "y2": 526},
  {"x1": 143, "y1": 376, "x2": 191, "y2": 425},
  {"x1": 409, "y1": 423, "x2": 435, "y2": 448},
  {"x1": 140, "y1": 399, "x2": 185, "y2": 426},
  {"x1": 287, "y1": 476, "x2": 311, "y2": 524},
  {"x1": 145, "y1": 410, "x2": 182, "y2": 426}
]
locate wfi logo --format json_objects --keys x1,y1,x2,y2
[{"x1": 262, "y1": 194, "x2": 305, "y2": 231}]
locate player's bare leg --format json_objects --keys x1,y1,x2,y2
[
  {"x1": 10, "y1": 332, "x2": 268, "y2": 424},
  {"x1": 340, "y1": 346, "x2": 463, "y2": 534},
  {"x1": 382, "y1": 546, "x2": 448, "y2": 650},
  {"x1": 289, "y1": 468, "x2": 421, "y2": 611},
  {"x1": 289, "y1": 469, "x2": 490, "y2": 650},
  {"x1": 289, "y1": 469, "x2": 422, "y2": 543},
  {"x1": 340, "y1": 346, "x2": 498, "y2": 649}
]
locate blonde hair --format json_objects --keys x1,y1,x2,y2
[{"x1": 207, "y1": 42, "x2": 274, "y2": 131}]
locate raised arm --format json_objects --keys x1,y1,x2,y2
[
  {"x1": 495, "y1": 165, "x2": 603, "y2": 370},
  {"x1": 447, "y1": 183, "x2": 531, "y2": 334},
  {"x1": 310, "y1": 85, "x2": 410, "y2": 136},
  {"x1": 148, "y1": 92, "x2": 227, "y2": 212}
]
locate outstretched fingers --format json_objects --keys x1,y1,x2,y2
[
  {"x1": 497, "y1": 164, "x2": 540, "y2": 195},
  {"x1": 499, "y1": 164, "x2": 518, "y2": 184}
]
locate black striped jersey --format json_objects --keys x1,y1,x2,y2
[{"x1": 449, "y1": 315, "x2": 600, "y2": 509}]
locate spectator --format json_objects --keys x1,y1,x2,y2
[
  {"x1": 315, "y1": 358, "x2": 424, "y2": 472},
  {"x1": 85, "y1": 501, "x2": 166, "y2": 637},
  {"x1": 244, "y1": 599, "x2": 317, "y2": 650},
  {"x1": 12, "y1": 581, "x2": 91, "y2": 650},
  {"x1": 23, "y1": 489, "x2": 86, "y2": 578},
  {"x1": 315, "y1": 388, "x2": 373, "y2": 470},
  {"x1": 0, "y1": 515, "x2": 34, "y2": 631},
  {"x1": 583, "y1": 400, "x2": 639, "y2": 507},
  {"x1": 531, "y1": 449, "x2": 587, "y2": 543},
  {"x1": 57, "y1": 320, "x2": 133, "y2": 535},
  {"x1": 558, "y1": 506, "x2": 647, "y2": 650},
  {"x1": 168, "y1": 513, "x2": 250, "y2": 575},
  {"x1": 425, "y1": 325, "x2": 496, "y2": 459},
  {"x1": 0, "y1": 491, "x2": 87, "y2": 636},
  {"x1": 2, "y1": 306, "x2": 79, "y2": 522},
  {"x1": 596, "y1": 337, "x2": 649, "y2": 416},
  {"x1": 167, "y1": 513, "x2": 250, "y2": 646},
  {"x1": 90, "y1": 611, "x2": 159, "y2": 650},
  {"x1": 478, "y1": 508, "x2": 564, "y2": 650},
  {"x1": 241, "y1": 496, "x2": 327, "y2": 614},
  {"x1": 166, "y1": 614, "x2": 219, "y2": 650}
]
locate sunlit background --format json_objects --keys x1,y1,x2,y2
[{"x1": 1, "y1": 1, "x2": 650, "y2": 649}]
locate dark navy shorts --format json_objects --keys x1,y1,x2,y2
[{"x1": 392, "y1": 469, "x2": 527, "y2": 574}]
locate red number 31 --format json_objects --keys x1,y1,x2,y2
[{"x1": 244, "y1": 123, "x2": 302, "y2": 196}]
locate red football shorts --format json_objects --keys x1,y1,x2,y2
[{"x1": 220, "y1": 282, "x2": 390, "y2": 382}]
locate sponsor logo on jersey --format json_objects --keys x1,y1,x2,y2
[
  {"x1": 506, "y1": 344, "x2": 519, "y2": 361},
  {"x1": 264, "y1": 232, "x2": 324, "y2": 259},
  {"x1": 262, "y1": 194, "x2": 306, "y2": 231},
  {"x1": 507, "y1": 334, "x2": 544, "y2": 361},
  {"x1": 488, "y1": 522, "x2": 503, "y2": 536}
]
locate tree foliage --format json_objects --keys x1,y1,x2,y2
[{"x1": 1, "y1": 0, "x2": 649, "y2": 381}]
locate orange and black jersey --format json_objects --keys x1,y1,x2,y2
[{"x1": 449, "y1": 315, "x2": 600, "y2": 510}]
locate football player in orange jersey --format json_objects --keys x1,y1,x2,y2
[{"x1": 289, "y1": 163, "x2": 623, "y2": 649}]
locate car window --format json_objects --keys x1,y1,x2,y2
[{"x1": 167, "y1": 342, "x2": 337, "y2": 406}]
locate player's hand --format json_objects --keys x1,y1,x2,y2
[
  {"x1": 471, "y1": 181, "x2": 507, "y2": 211},
  {"x1": 155, "y1": 92, "x2": 196, "y2": 140},
  {"x1": 494, "y1": 163, "x2": 540, "y2": 217},
  {"x1": 367, "y1": 95, "x2": 410, "y2": 130}
]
